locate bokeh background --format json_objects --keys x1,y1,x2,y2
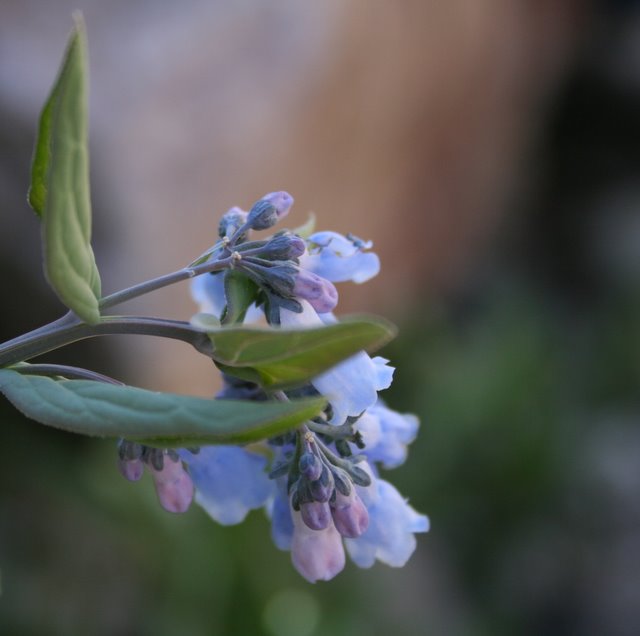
[{"x1": 1, "y1": 1, "x2": 639, "y2": 634}]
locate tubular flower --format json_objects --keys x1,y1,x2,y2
[{"x1": 116, "y1": 191, "x2": 428, "y2": 581}]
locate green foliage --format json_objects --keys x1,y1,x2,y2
[
  {"x1": 222, "y1": 270, "x2": 258, "y2": 324},
  {"x1": 0, "y1": 368, "x2": 326, "y2": 446},
  {"x1": 205, "y1": 315, "x2": 397, "y2": 389},
  {"x1": 28, "y1": 14, "x2": 101, "y2": 324}
]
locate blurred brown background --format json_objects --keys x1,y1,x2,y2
[{"x1": 1, "y1": 1, "x2": 640, "y2": 635}]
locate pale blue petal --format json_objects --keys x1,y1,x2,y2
[
  {"x1": 301, "y1": 231, "x2": 380, "y2": 284},
  {"x1": 191, "y1": 272, "x2": 226, "y2": 317},
  {"x1": 191, "y1": 271, "x2": 264, "y2": 322},
  {"x1": 268, "y1": 487, "x2": 294, "y2": 550},
  {"x1": 345, "y1": 479, "x2": 429, "y2": 568},
  {"x1": 181, "y1": 446, "x2": 272, "y2": 525},
  {"x1": 359, "y1": 400, "x2": 419, "y2": 469},
  {"x1": 281, "y1": 302, "x2": 393, "y2": 424}
]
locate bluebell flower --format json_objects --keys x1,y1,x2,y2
[
  {"x1": 191, "y1": 272, "x2": 226, "y2": 316},
  {"x1": 191, "y1": 270, "x2": 263, "y2": 322},
  {"x1": 356, "y1": 400, "x2": 420, "y2": 469},
  {"x1": 179, "y1": 446, "x2": 273, "y2": 525},
  {"x1": 345, "y1": 478, "x2": 429, "y2": 568},
  {"x1": 268, "y1": 483, "x2": 295, "y2": 550},
  {"x1": 300, "y1": 231, "x2": 380, "y2": 284},
  {"x1": 291, "y1": 504, "x2": 346, "y2": 583},
  {"x1": 280, "y1": 300, "x2": 393, "y2": 424}
]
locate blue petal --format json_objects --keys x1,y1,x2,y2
[
  {"x1": 191, "y1": 272, "x2": 226, "y2": 317},
  {"x1": 180, "y1": 446, "x2": 273, "y2": 525},
  {"x1": 268, "y1": 485, "x2": 294, "y2": 550},
  {"x1": 358, "y1": 400, "x2": 420, "y2": 469},
  {"x1": 281, "y1": 302, "x2": 394, "y2": 424},
  {"x1": 191, "y1": 271, "x2": 264, "y2": 322},
  {"x1": 345, "y1": 479, "x2": 429, "y2": 568},
  {"x1": 301, "y1": 231, "x2": 380, "y2": 284}
]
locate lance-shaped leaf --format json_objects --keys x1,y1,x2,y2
[
  {"x1": 205, "y1": 315, "x2": 397, "y2": 389},
  {"x1": 0, "y1": 368, "x2": 325, "y2": 447},
  {"x1": 28, "y1": 15, "x2": 101, "y2": 324}
]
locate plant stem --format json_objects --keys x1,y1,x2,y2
[
  {"x1": 99, "y1": 253, "x2": 235, "y2": 310},
  {"x1": 0, "y1": 316, "x2": 213, "y2": 368},
  {"x1": 15, "y1": 363, "x2": 125, "y2": 385}
]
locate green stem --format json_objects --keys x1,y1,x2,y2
[
  {"x1": 15, "y1": 363, "x2": 125, "y2": 385},
  {"x1": 0, "y1": 316, "x2": 213, "y2": 368},
  {"x1": 99, "y1": 253, "x2": 235, "y2": 310}
]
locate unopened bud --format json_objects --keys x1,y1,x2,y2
[
  {"x1": 309, "y1": 465, "x2": 334, "y2": 503},
  {"x1": 118, "y1": 457, "x2": 144, "y2": 482},
  {"x1": 247, "y1": 191, "x2": 294, "y2": 230},
  {"x1": 299, "y1": 452, "x2": 322, "y2": 481},
  {"x1": 301, "y1": 501, "x2": 332, "y2": 530},
  {"x1": 331, "y1": 490, "x2": 369, "y2": 538},
  {"x1": 218, "y1": 206, "x2": 248, "y2": 239},
  {"x1": 293, "y1": 270, "x2": 338, "y2": 313},
  {"x1": 151, "y1": 457, "x2": 194, "y2": 514}
]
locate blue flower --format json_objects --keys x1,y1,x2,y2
[
  {"x1": 280, "y1": 301, "x2": 393, "y2": 424},
  {"x1": 300, "y1": 231, "x2": 380, "y2": 284},
  {"x1": 345, "y1": 478, "x2": 429, "y2": 568},
  {"x1": 191, "y1": 271, "x2": 263, "y2": 322},
  {"x1": 180, "y1": 446, "x2": 273, "y2": 525},
  {"x1": 356, "y1": 400, "x2": 420, "y2": 469},
  {"x1": 268, "y1": 484, "x2": 295, "y2": 550}
]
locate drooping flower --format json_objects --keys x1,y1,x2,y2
[
  {"x1": 345, "y1": 478, "x2": 429, "y2": 568},
  {"x1": 179, "y1": 446, "x2": 272, "y2": 525},
  {"x1": 355, "y1": 400, "x2": 420, "y2": 469},
  {"x1": 280, "y1": 300, "x2": 393, "y2": 425},
  {"x1": 300, "y1": 231, "x2": 380, "y2": 284},
  {"x1": 291, "y1": 505, "x2": 346, "y2": 583}
]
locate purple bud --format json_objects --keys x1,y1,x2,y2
[
  {"x1": 151, "y1": 458, "x2": 194, "y2": 514},
  {"x1": 299, "y1": 452, "x2": 322, "y2": 481},
  {"x1": 247, "y1": 191, "x2": 294, "y2": 231},
  {"x1": 301, "y1": 501, "x2": 332, "y2": 530},
  {"x1": 118, "y1": 457, "x2": 144, "y2": 482},
  {"x1": 219, "y1": 206, "x2": 248, "y2": 239},
  {"x1": 309, "y1": 465, "x2": 334, "y2": 503},
  {"x1": 331, "y1": 490, "x2": 369, "y2": 538},
  {"x1": 262, "y1": 191, "x2": 294, "y2": 218},
  {"x1": 291, "y1": 508, "x2": 346, "y2": 583},
  {"x1": 293, "y1": 270, "x2": 338, "y2": 313}
]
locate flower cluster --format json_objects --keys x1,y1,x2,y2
[{"x1": 117, "y1": 191, "x2": 428, "y2": 581}]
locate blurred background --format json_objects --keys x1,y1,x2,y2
[{"x1": 1, "y1": 1, "x2": 639, "y2": 634}]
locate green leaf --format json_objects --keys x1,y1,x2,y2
[
  {"x1": 0, "y1": 368, "x2": 326, "y2": 446},
  {"x1": 206, "y1": 315, "x2": 397, "y2": 389},
  {"x1": 28, "y1": 14, "x2": 101, "y2": 324},
  {"x1": 222, "y1": 270, "x2": 259, "y2": 324}
]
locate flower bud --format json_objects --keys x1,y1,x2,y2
[
  {"x1": 299, "y1": 452, "x2": 322, "y2": 481},
  {"x1": 293, "y1": 270, "x2": 338, "y2": 313},
  {"x1": 218, "y1": 206, "x2": 248, "y2": 239},
  {"x1": 331, "y1": 490, "x2": 369, "y2": 538},
  {"x1": 291, "y1": 508, "x2": 346, "y2": 583},
  {"x1": 117, "y1": 457, "x2": 144, "y2": 482},
  {"x1": 247, "y1": 191, "x2": 294, "y2": 230},
  {"x1": 301, "y1": 501, "x2": 332, "y2": 530},
  {"x1": 308, "y1": 465, "x2": 334, "y2": 503},
  {"x1": 151, "y1": 458, "x2": 194, "y2": 514},
  {"x1": 256, "y1": 233, "x2": 306, "y2": 260}
]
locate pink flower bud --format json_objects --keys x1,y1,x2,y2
[
  {"x1": 331, "y1": 490, "x2": 369, "y2": 538},
  {"x1": 117, "y1": 457, "x2": 144, "y2": 482},
  {"x1": 293, "y1": 270, "x2": 338, "y2": 313},
  {"x1": 301, "y1": 501, "x2": 332, "y2": 530},
  {"x1": 262, "y1": 191, "x2": 294, "y2": 219},
  {"x1": 151, "y1": 458, "x2": 194, "y2": 514},
  {"x1": 291, "y1": 508, "x2": 345, "y2": 583}
]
